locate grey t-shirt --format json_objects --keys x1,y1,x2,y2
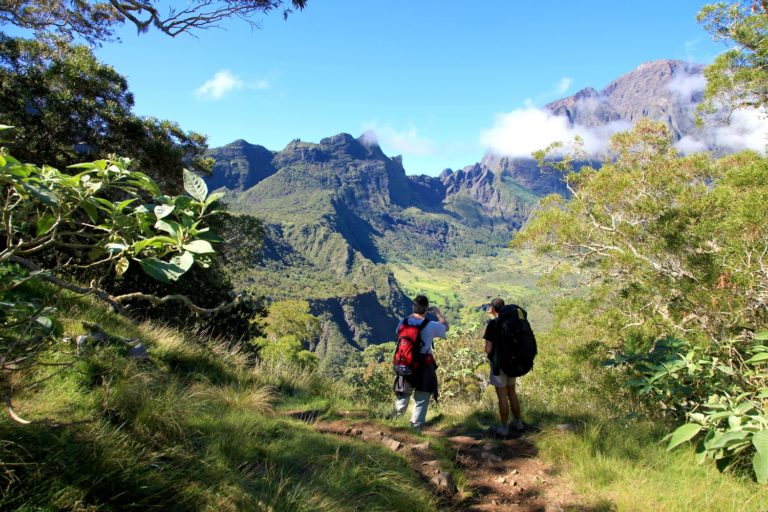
[{"x1": 396, "y1": 315, "x2": 448, "y2": 354}]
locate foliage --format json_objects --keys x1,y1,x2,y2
[
  {"x1": 1, "y1": 136, "x2": 224, "y2": 391},
  {"x1": 252, "y1": 300, "x2": 320, "y2": 368},
  {"x1": 515, "y1": 119, "x2": 768, "y2": 480},
  {"x1": 698, "y1": 1, "x2": 768, "y2": 113},
  {"x1": 0, "y1": 35, "x2": 212, "y2": 192},
  {"x1": 435, "y1": 320, "x2": 488, "y2": 402},
  {"x1": 342, "y1": 342, "x2": 396, "y2": 407},
  {"x1": 0, "y1": 0, "x2": 308, "y2": 45}
]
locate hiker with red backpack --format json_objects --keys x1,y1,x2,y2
[
  {"x1": 392, "y1": 295, "x2": 448, "y2": 430},
  {"x1": 483, "y1": 297, "x2": 537, "y2": 436}
]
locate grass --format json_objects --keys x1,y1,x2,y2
[
  {"x1": 6, "y1": 279, "x2": 768, "y2": 511},
  {"x1": 530, "y1": 417, "x2": 768, "y2": 512},
  {"x1": 390, "y1": 248, "x2": 550, "y2": 306},
  {"x1": 1, "y1": 295, "x2": 439, "y2": 512}
]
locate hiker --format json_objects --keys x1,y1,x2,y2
[
  {"x1": 484, "y1": 297, "x2": 525, "y2": 436},
  {"x1": 393, "y1": 295, "x2": 448, "y2": 430}
]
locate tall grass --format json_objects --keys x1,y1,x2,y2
[
  {"x1": 1, "y1": 295, "x2": 438, "y2": 511},
  {"x1": 533, "y1": 419, "x2": 768, "y2": 511}
]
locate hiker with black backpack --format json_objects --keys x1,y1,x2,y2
[
  {"x1": 483, "y1": 297, "x2": 537, "y2": 436},
  {"x1": 392, "y1": 295, "x2": 448, "y2": 430}
]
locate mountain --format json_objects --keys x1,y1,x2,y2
[
  {"x1": 207, "y1": 134, "x2": 530, "y2": 366},
  {"x1": 544, "y1": 60, "x2": 704, "y2": 140},
  {"x1": 206, "y1": 59, "x2": 722, "y2": 363}
]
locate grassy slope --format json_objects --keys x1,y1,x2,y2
[{"x1": 1, "y1": 295, "x2": 438, "y2": 512}]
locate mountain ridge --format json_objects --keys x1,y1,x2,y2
[{"x1": 205, "y1": 58, "x2": 727, "y2": 360}]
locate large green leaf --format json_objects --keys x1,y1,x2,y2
[
  {"x1": 36, "y1": 214, "x2": 57, "y2": 236},
  {"x1": 170, "y1": 251, "x2": 195, "y2": 272},
  {"x1": 22, "y1": 182, "x2": 58, "y2": 207},
  {"x1": 116, "y1": 198, "x2": 138, "y2": 212},
  {"x1": 205, "y1": 191, "x2": 225, "y2": 207},
  {"x1": 182, "y1": 239, "x2": 214, "y2": 254},
  {"x1": 753, "y1": 451, "x2": 768, "y2": 484},
  {"x1": 708, "y1": 430, "x2": 751, "y2": 449},
  {"x1": 81, "y1": 199, "x2": 100, "y2": 223},
  {"x1": 154, "y1": 219, "x2": 182, "y2": 239},
  {"x1": 183, "y1": 168, "x2": 207, "y2": 202},
  {"x1": 137, "y1": 258, "x2": 186, "y2": 283},
  {"x1": 668, "y1": 423, "x2": 702, "y2": 450},
  {"x1": 753, "y1": 431, "x2": 768, "y2": 455},
  {"x1": 154, "y1": 204, "x2": 175, "y2": 220},
  {"x1": 132, "y1": 236, "x2": 179, "y2": 254},
  {"x1": 754, "y1": 332, "x2": 768, "y2": 341},
  {"x1": 745, "y1": 353, "x2": 768, "y2": 364}
]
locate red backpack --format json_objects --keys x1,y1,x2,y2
[{"x1": 393, "y1": 317, "x2": 430, "y2": 376}]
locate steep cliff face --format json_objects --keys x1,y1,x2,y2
[{"x1": 206, "y1": 139, "x2": 276, "y2": 192}]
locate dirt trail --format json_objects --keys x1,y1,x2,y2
[{"x1": 288, "y1": 411, "x2": 597, "y2": 512}]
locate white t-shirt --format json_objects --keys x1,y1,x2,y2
[{"x1": 396, "y1": 315, "x2": 447, "y2": 354}]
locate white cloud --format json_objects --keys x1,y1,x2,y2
[
  {"x1": 479, "y1": 107, "x2": 630, "y2": 158},
  {"x1": 195, "y1": 70, "x2": 244, "y2": 100},
  {"x1": 556, "y1": 77, "x2": 573, "y2": 94},
  {"x1": 675, "y1": 135, "x2": 708, "y2": 154},
  {"x1": 361, "y1": 122, "x2": 436, "y2": 156},
  {"x1": 677, "y1": 108, "x2": 768, "y2": 154},
  {"x1": 667, "y1": 72, "x2": 706, "y2": 100},
  {"x1": 194, "y1": 70, "x2": 273, "y2": 101}
]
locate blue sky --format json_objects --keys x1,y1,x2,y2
[{"x1": 92, "y1": 1, "x2": 723, "y2": 176}]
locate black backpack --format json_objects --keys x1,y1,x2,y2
[{"x1": 493, "y1": 304, "x2": 537, "y2": 377}]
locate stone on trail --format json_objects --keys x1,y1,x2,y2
[
  {"x1": 480, "y1": 452, "x2": 502, "y2": 463},
  {"x1": 430, "y1": 471, "x2": 457, "y2": 495},
  {"x1": 556, "y1": 423, "x2": 579, "y2": 433},
  {"x1": 410, "y1": 441, "x2": 430, "y2": 451},
  {"x1": 545, "y1": 504, "x2": 564, "y2": 512},
  {"x1": 381, "y1": 437, "x2": 402, "y2": 451}
]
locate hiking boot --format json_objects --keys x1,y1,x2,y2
[
  {"x1": 410, "y1": 422, "x2": 423, "y2": 432},
  {"x1": 512, "y1": 419, "x2": 525, "y2": 432},
  {"x1": 494, "y1": 424, "x2": 509, "y2": 436}
]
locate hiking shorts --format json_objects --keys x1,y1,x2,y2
[{"x1": 489, "y1": 368, "x2": 516, "y2": 388}]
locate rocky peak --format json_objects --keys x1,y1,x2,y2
[
  {"x1": 205, "y1": 139, "x2": 276, "y2": 192},
  {"x1": 545, "y1": 59, "x2": 705, "y2": 139}
]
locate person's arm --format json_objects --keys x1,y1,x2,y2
[
  {"x1": 483, "y1": 321, "x2": 494, "y2": 355},
  {"x1": 430, "y1": 306, "x2": 448, "y2": 332}
]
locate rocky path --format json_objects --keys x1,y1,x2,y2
[{"x1": 289, "y1": 411, "x2": 596, "y2": 512}]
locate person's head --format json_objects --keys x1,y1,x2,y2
[
  {"x1": 490, "y1": 297, "x2": 505, "y2": 315},
  {"x1": 413, "y1": 295, "x2": 429, "y2": 315}
]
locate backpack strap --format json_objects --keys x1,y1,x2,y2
[{"x1": 417, "y1": 317, "x2": 430, "y2": 332}]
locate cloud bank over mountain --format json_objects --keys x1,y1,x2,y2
[{"x1": 479, "y1": 60, "x2": 768, "y2": 159}]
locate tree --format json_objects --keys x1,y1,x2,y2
[
  {"x1": 253, "y1": 300, "x2": 319, "y2": 367},
  {"x1": 0, "y1": 35, "x2": 212, "y2": 192},
  {"x1": 0, "y1": 0, "x2": 307, "y2": 45},
  {"x1": 698, "y1": 1, "x2": 768, "y2": 113},
  {"x1": 0, "y1": 135, "x2": 235, "y2": 418},
  {"x1": 516, "y1": 119, "x2": 768, "y2": 482}
]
